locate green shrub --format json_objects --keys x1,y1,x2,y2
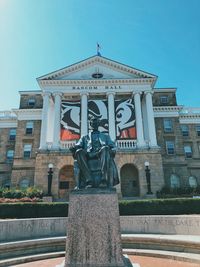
[
  {"x1": 0, "y1": 187, "x2": 3, "y2": 198},
  {"x1": 1, "y1": 198, "x2": 200, "y2": 219},
  {"x1": 0, "y1": 202, "x2": 68, "y2": 219},
  {"x1": 25, "y1": 187, "x2": 43, "y2": 198},
  {"x1": 156, "y1": 186, "x2": 200, "y2": 198},
  {"x1": 119, "y1": 198, "x2": 200, "y2": 215},
  {"x1": 1, "y1": 187, "x2": 43, "y2": 199}
]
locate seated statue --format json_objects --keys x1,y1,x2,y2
[{"x1": 70, "y1": 117, "x2": 119, "y2": 189}]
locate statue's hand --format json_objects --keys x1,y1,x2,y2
[
  {"x1": 110, "y1": 148, "x2": 116, "y2": 157},
  {"x1": 69, "y1": 146, "x2": 76, "y2": 153}
]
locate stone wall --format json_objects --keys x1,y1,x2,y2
[
  {"x1": 155, "y1": 117, "x2": 200, "y2": 187},
  {"x1": 1, "y1": 215, "x2": 200, "y2": 242},
  {"x1": 116, "y1": 149, "x2": 164, "y2": 197},
  {"x1": 153, "y1": 91, "x2": 177, "y2": 106},
  {"x1": 11, "y1": 120, "x2": 41, "y2": 186},
  {"x1": 34, "y1": 152, "x2": 74, "y2": 198},
  {"x1": 19, "y1": 94, "x2": 43, "y2": 109},
  {"x1": 0, "y1": 128, "x2": 16, "y2": 186},
  {"x1": 34, "y1": 149, "x2": 164, "y2": 200}
]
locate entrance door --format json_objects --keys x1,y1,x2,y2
[
  {"x1": 120, "y1": 164, "x2": 139, "y2": 197},
  {"x1": 59, "y1": 165, "x2": 75, "y2": 200}
]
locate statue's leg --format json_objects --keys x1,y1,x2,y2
[
  {"x1": 75, "y1": 149, "x2": 93, "y2": 186},
  {"x1": 99, "y1": 146, "x2": 112, "y2": 187}
]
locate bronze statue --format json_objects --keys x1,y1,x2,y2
[{"x1": 70, "y1": 117, "x2": 119, "y2": 189}]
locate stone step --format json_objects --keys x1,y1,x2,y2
[
  {"x1": 122, "y1": 234, "x2": 200, "y2": 254},
  {"x1": 0, "y1": 251, "x2": 64, "y2": 267},
  {"x1": 124, "y1": 249, "x2": 200, "y2": 264},
  {"x1": 1, "y1": 249, "x2": 200, "y2": 267},
  {"x1": 1, "y1": 235, "x2": 200, "y2": 265}
]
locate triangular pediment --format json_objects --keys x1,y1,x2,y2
[{"x1": 37, "y1": 55, "x2": 157, "y2": 81}]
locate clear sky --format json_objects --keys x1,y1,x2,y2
[{"x1": 0, "y1": 0, "x2": 199, "y2": 111}]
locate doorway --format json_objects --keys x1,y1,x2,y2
[{"x1": 120, "y1": 164, "x2": 139, "y2": 197}]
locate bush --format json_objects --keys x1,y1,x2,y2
[
  {"x1": 1, "y1": 187, "x2": 43, "y2": 199},
  {"x1": 1, "y1": 198, "x2": 200, "y2": 219},
  {"x1": 119, "y1": 198, "x2": 200, "y2": 216},
  {"x1": 0, "y1": 202, "x2": 68, "y2": 219},
  {"x1": 0, "y1": 187, "x2": 3, "y2": 198},
  {"x1": 156, "y1": 186, "x2": 200, "y2": 198}
]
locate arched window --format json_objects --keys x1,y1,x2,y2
[
  {"x1": 19, "y1": 178, "x2": 30, "y2": 189},
  {"x1": 170, "y1": 174, "x2": 180, "y2": 188},
  {"x1": 189, "y1": 176, "x2": 197, "y2": 188}
]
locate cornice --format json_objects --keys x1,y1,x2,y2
[
  {"x1": 39, "y1": 78, "x2": 155, "y2": 87},
  {"x1": 153, "y1": 106, "x2": 183, "y2": 118},
  {"x1": 12, "y1": 109, "x2": 42, "y2": 121},
  {"x1": 12, "y1": 109, "x2": 42, "y2": 114},
  {"x1": 19, "y1": 90, "x2": 42, "y2": 95},
  {"x1": 154, "y1": 106, "x2": 183, "y2": 112},
  {"x1": 154, "y1": 106, "x2": 200, "y2": 121},
  {"x1": 154, "y1": 88, "x2": 177, "y2": 93}
]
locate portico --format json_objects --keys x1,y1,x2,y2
[
  {"x1": 34, "y1": 55, "x2": 164, "y2": 199},
  {"x1": 37, "y1": 56, "x2": 158, "y2": 151}
]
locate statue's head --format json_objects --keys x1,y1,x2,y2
[{"x1": 90, "y1": 117, "x2": 100, "y2": 131}]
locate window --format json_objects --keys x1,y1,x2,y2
[
  {"x1": 28, "y1": 98, "x2": 35, "y2": 108},
  {"x1": 25, "y1": 121, "x2": 34, "y2": 135},
  {"x1": 9, "y1": 129, "x2": 16, "y2": 141},
  {"x1": 19, "y1": 178, "x2": 30, "y2": 189},
  {"x1": 180, "y1": 125, "x2": 189, "y2": 136},
  {"x1": 160, "y1": 96, "x2": 168, "y2": 105},
  {"x1": 23, "y1": 144, "x2": 32, "y2": 158},
  {"x1": 189, "y1": 176, "x2": 197, "y2": 188},
  {"x1": 6, "y1": 150, "x2": 14, "y2": 161},
  {"x1": 170, "y1": 174, "x2": 180, "y2": 188},
  {"x1": 184, "y1": 145, "x2": 192, "y2": 158},
  {"x1": 164, "y1": 119, "x2": 173, "y2": 132},
  {"x1": 196, "y1": 125, "x2": 200, "y2": 137},
  {"x1": 166, "y1": 141, "x2": 175, "y2": 155}
]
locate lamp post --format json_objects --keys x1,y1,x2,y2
[
  {"x1": 144, "y1": 161, "x2": 153, "y2": 194},
  {"x1": 48, "y1": 163, "x2": 54, "y2": 196}
]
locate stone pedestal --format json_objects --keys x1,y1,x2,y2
[{"x1": 65, "y1": 188, "x2": 133, "y2": 267}]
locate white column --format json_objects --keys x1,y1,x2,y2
[
  {"x1": 133, "y1": 92, "x2": 146, "y2": 147},
  {"x1": 107, "y1": 92, "x2": 116, "y2": 141},
  {"x1": 52, "y1": 92, "x2": 62, "y2": 150},
  {"x1": 39, "y1": 92, "x2": 51, "y2": 150},
  {"x1": 80, "y1": 92, "x2": 88, "y2": 136},
  {"x1": 145, "y1": 91, "x2": 158, "y2": 147}
]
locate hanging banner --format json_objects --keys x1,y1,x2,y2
[
  {"x1": 115, "y1": 98, "x2": 136, "y2": 139},
  {"x1": 61, "y1": 101, "x2": 80, "y2": 140},
  {"x1": 88, "y1": 99, "x2": 108, "y2": 133}
]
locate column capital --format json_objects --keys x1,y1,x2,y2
[
  {"x1": 42, "y1": 91, "x2": 51, "y2": 97},
  {"x1": 144, "y1": 90, "x2": 154, "y2": 95},
  {"x1": 106, "y1": 91, "x2": 116, "y2": 97},
  {"x1": 52, "y1": 91, "x2": 63, "y2": 97},
  {"x1": 132, "y1": 91, "x2": 142, "y2": 97},
  {"x1": 80, "y1": 92, "x2": 89, "y2": 97}
]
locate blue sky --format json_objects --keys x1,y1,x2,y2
[{"x1": 0, "y1": 0, "x2": 199, "y2": 110}]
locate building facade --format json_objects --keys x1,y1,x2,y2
[{"x1": 0, "y1": 55, "x2": 200, "y2": 200}]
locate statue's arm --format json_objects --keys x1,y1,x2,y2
[
  {"x1": 70, "y1": 136, "x2": 85, "y2": 157},
  {"x1": 106, "y1": 134, "x2": 117, "y2": 157}
]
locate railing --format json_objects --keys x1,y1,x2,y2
[
  {"x1": 59, "y1": 139, "x2": 137, "y2": 151},
  {"x1": 60, "y1": 140, "x2": 77, "y2": 150},
  {"x1": 0, "y1": 110, "x2": 17, "y2": 118},
  {"x1": 116, "y1": 139, "x2": 136, "y2": 150},
  {"x1": 179, "y1": 107, "x2": 200, "y2": 115}
]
